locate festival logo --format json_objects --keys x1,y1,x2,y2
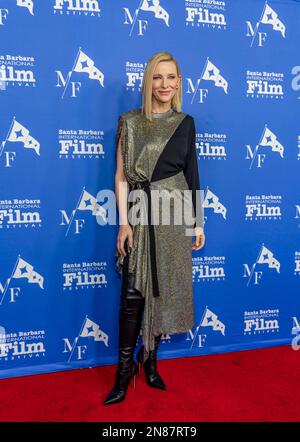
[
  {"x1": 0, "y1": 7, "x2": 8, "y2": 25},
  {"x1": 294, "y1": 252, "x2": 300, "y2": 276},
  {"x1": 197, "y1": 132, "x2": 227, "y2": 160},
  {"x1": 192, "y1": 256, "x2": 225, "y2": 283},
  {"x1": 0, "y1": 117, "x2": 40, "y2": 167},
  {"x1": 60, "y1": 187, "x2": 108, "y2": 235},
  {"x1": 188, "y1": 306, "x2": 225, "y2": 349},
  {"x1": 245, "y1": 125, "x2": 284, "y2": 169},
  {"x1": 0, "y1": 256, "x2": 44, "y2": 306},
  {"x1": 185, "y1": 0, "x2": 227, "y2": 30},
  {"x1": 56, "y1": 48, "x2": 104, "y2": 98},
  {"x1": 16, "y1": 0, "x2": 34, "y2": 14},
  {"x1": 0, "y1": 54, "x2": 36, "y2": 91},
  {"x1": 295, "y1": 203, "x2": 300, "y2": 229},
  {"x1": 0, "y1": 0, "x2": 34, "y2": 25},
  {"x1": 186, "y1": 58, "x2": 228, "y2": 104},
  {"x1": 203, "y1": 188, "x2": 226, "y2": 220},
  {"x1": 58, "y1": 128, "x2": 105, "y2": 159},
  {"x1": 243, "y1": 244, "x2": 280, "y2": 286},
  {"x1": 63, "y1": 261, "x2": 108, "y2": 291},
  {"x1": 245, "y1": 194, "x2": 282, "y2": 221},
  {"x1": 53, "y1": 0, "x2": 101, "y2": 17},
  {"x1": 246, "y1": 70, "x2": 284, "y2": 99},
  {"x1": 125, "y1": 61, "x2": 146, "y2": 92},
  {"x1": 244, "y1": 308, "x2": 280, "y2": 335},
  {"x1": 138, "y1": 329, "x2": 171, "y2": 346},
  {"x1": 160, "y1": 334, "x2": 171, "y2": 345},
  {"x1": 246, "y1": 2, "x2": 286, "y2": 47},
  {"x1": 123, "y1": 0, "x2": 170, "y2": 36},
  {"x1": 0, "y1": 326, "x2": 6, "y2": 341},
  {"x1": 0, "y1": 197, "x2": 42, "y2": 229},
  {"x1": 291, "y1": 316, "x2": 300, "y2": 350},
  {"x1": 0, "y1": 327, "x2": 46, "y2": 363},
  {"x1": 63, "y1": 315, "x2": 109, "y2": 362}
]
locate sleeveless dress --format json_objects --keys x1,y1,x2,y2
[{"x1": 115, "y1": 107, "x2": 204, "y2": 362}]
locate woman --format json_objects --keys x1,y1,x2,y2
[{"x1": 104, "y1": 51, "x2": 206, "y2": 406}]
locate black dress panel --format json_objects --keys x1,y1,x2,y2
[{"x1": 151, "y1": 115, "x2": 203, "y2": 228}]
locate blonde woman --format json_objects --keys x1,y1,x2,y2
[{"x1": 104, "y1": 51, "x2": 205, "y2": 405}]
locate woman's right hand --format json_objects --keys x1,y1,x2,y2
[{"x1": 117, "y1": 224, "x2": 133, "y2": 257}]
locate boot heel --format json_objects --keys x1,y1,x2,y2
[
  {"x1": 132, "y1": 363, "x2": 138, "y2": 389},
  {"x1": 133, "y1": 373, "x2": 136, "y2": 389},
  {"x1": 136, "y1": 339, "x2": 167, "y2": 390}
]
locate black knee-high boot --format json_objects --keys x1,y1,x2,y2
[
  {"x1": 103, "y1": 242, "x2": 145, "y2": 406},
  {"x1": 136, "y1": 334, "x2": 167, "y2": 390}
]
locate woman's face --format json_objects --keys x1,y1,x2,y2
[{"x1": 151, "y1": 60, "x2": 180, "y2": 106}]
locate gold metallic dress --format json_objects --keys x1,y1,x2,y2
[{"x1": 115, "y1": 107, "x2": 203, "y2": 362}]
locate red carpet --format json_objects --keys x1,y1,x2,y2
[{"x1": 0, "y1": 345, "x2": 298, "y2": 422}]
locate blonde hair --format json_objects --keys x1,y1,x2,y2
[{"x1": 141, "y1": 51, "x2": 182, "y2": 122}]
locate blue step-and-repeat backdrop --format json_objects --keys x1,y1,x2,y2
[{"x1": 0, "y1": 0, "x2": 299, "y2": 379}]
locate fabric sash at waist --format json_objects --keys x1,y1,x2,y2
[{"x1": 132, "y1": 179, "x2": 159, "y2": 298}]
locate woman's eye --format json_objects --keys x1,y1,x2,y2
[{"x1": 153, "y1": 76, "x2": 176, "y2": 79}]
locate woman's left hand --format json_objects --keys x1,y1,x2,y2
[{"x1": 192, "y1": 227, "x2": 206, "y2": 251}]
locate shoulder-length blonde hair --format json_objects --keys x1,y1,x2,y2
[{"x1": 141, "y1": 51, "x2": 182, "y2": 122}]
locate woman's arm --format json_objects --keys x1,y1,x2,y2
[
  {"x1": 115, "y1": 117, "x2": 133, "y2": 256},
  {"x1": 183, "y1": 116, "x2": 204, "y2": 232},
  {"x1": 115, "y1": 121, "x2": 129, "y2": 226}
]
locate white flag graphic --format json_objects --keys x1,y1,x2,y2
[
  {"x1": 16, "y1": 0, "x2": 34, "y2": 15},
  {"x1": 261, "y1": 4, "x2": 285, "y2": 38},
  {"x1": 7, "y1": 120, "x2": 40, "y2": 155},
  {"x1": 74, "y1": 50, "x2": 104, "y2": 86},
  {"x1": 203, "y1": 189, "x2": 226, "y2": 219},
  {"x1": 80, "y1": 317, "x2": 109, "y2": 346},
  {"x1": 201, "y1": 307, "x2": 218, "y2": 326},
  {"x1": 257, "y1": 245, "x2": 280, "y2": 273},
  {"x1": 200, "y1": 307, "x2": 225, "y2": 336},
  {"x1": 260, "y1": 127, "x2": 284, "y2": 158},
  {"x1": 213, "y1": 320, "x2": 225, "y2": 335},
  {"x1": 202, "y1": 60, "x2": 228, "y2": 94},
  {"x1": 77, "y1": 190, "x2": 106, "y2": 219},
  {"x1": 140, "y1": 0, "x2": 169, "y2": 26},
  {"x1": 12, "y1": 257, "x2": 44, "y2": 289}
]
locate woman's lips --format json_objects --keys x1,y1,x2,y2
[{"x1": 159, "y1": 91, "x2": 171, "y2": 94}]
